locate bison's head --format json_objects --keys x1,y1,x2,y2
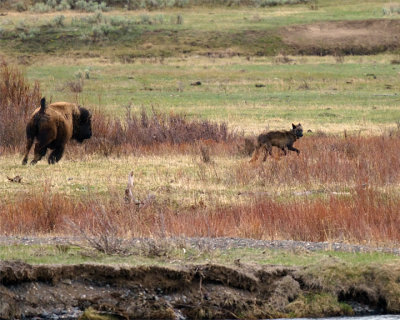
[{"x1": 73, "y1": 107, "x2": 92, "y2": 143}]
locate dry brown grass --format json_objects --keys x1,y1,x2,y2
[
  {"x1": 0, "y1": 60, "x2": 41, "y2": 148},
  {"x1": 2, "y1": 61, "x2": 400, "y2": 246},
  {"x1": 1, "y1": 184, "x2": 399, "y2": 245}
]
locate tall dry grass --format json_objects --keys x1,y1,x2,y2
[
  {"x1": 1, "y1": 186, "x2": 399, "y2": 245},
  {"x1": 85, "y1": 108, "x2": 238, "y2": 157},
  {"x1": 0, "y1": 60, "x2": 41, "y2": 149},
  {"x1": 236, "y1": 134, "x2": 400, "y2": 188},
  {"x1": 2, "y1": 61, "x2": 400, "y2": 245}
]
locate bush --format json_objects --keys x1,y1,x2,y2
[
  {"x1": 56, "y1": 0, "x2": 71, "y2": 10},
  {"x1": 110, "y1": 16, "x2": 128, "y2": 27},
  {"x1": 382, "y1": 5, "x2": 400, "y2": 15},
  {"x1": 13, "y1": 1, "x2": 28, "y2": 12},
  {"x1": 0, "y1": 61, "x2": 41, "y2": 149},
  {"x1": 91, "y1": 23, "x2": 115, "y2": 40},
  {"x1": 75, "y1": 0, "x2": 108, "y2": 12},
  {"x1": 52, "y1": 15, "x2": 66, "y2": 27},
  {"x1": 85, "y1": 107, "x2": 235, "y2": 156},
  {"x1": 31, "y1": 2, "x2": 52, "y2": 12},
  {"x1": 87, "y1": 11, "x2": 105, "y2": 24}
]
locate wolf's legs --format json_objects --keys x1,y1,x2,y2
[
  {"x1": 288, "y1": 145, "x2": 300, "y2": 154},
  {"x1": 250, "y1": 146, "x2": 261, "y2": 163},
  {"x1": 262, "y1": 144, "x2": 271, "y2": 161},
  {"x1": 261, "y1": 142, "x2": 273, "y2": 161}
]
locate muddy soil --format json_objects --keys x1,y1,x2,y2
[
  {"x1": 281, "y1": 19, "x2": 400, "y2": 55},
  {"x1": 1, "y1": 260, "x2": 400, "y2": 319}
]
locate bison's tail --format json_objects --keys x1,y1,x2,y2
[{"x1": 39, "y1": 97, "x2": 46, "y2": 113}]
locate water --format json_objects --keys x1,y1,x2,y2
[{"x1": 280, "y1": 316, "x2": 400, "y2": 320}]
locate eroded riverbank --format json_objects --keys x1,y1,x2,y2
[{"x1": 1, "y1": 259, "x2": 400, "y2": 319}]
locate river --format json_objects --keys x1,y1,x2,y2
[{"x1": 280, "y1": 316, "x2": 400, "y2": 320}]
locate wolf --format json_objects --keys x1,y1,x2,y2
[
  {"x1": 22, "y1": 97, "x2": 92, "y2": 165},
  {"x1": 250, "y1": 123, "x2": 303, "y2": 162}
]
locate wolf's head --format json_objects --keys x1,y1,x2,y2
[{"x1": 292, "y1": 123, "x2": 303, "y2": 138}]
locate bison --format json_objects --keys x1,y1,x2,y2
[
  {"x1": 22, "y1": 97, "x2": 92, "y2": 165},
  {"x1": 250, "y1": 123, "x2": 303, "y2": 162}
]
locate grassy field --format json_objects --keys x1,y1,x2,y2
[
  {"x1": 2, "y1": 3, "x2": 400, "y2": 319},
  {"x1": 22, "y1": 55, "x2": 400, "y2": 133},
  {"x1": 1, "y1": 0, "x2": 400, "y2": 247},
  {"x1": 1, "y1": 243, "x2": 399, "y2": 266},
  {"x1": 0, "y1": 0, "x2": 399, "y2": 133},
  {"x1": 1, "y1": 0, "x2": 398, "y2": 57},
  {"x1": 2, "y1": 134, "x2": 400, "y2": 243}
]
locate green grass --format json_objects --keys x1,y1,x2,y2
[
  {"x1": 0, "y1": 0, "x2": 398, "y2": 133},
  {"x1": 1, "y1": 0, "x2": 399, "y2": 57},
  {"x1": 1, "y1": 243, "x2": 398, "y2": 266},
  {"x1": 23, "y1": 55, "x2": 400, "y2": 133}
]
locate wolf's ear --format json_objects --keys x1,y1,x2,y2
[
  {"x1": 292, "y1": 123, "x2": 296, "y2": 129},
  {"x1": 298, "y1": 123, "x2": 301, "y2": 126}
]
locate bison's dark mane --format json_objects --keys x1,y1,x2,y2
[
  {"x1": 73, "y1": 107, "x2": 92, "y2": 143},
  {"x1": 78, "y1": 107, "x2": 91, "y2": 123}
]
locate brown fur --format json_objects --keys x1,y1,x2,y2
[
  {"x1": 250, "y1": 123, "x2": 303, "y2": 162},
  {"x1": 22, "y1": 98, "x2": 92, "y2": 165}
]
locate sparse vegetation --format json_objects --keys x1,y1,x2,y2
[
  {"x1": 383, "y1": 4, "x2": 400, "y2": 15},
  {"x1": 1, "y1": 0, "x2": 311, "y2": 11}
]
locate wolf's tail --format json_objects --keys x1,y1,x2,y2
[{"x1": 39, "y1": 97, "x2": 46, "y2": 113}]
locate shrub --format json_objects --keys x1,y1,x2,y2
[
  {"x1": 383, "y1": 5, "x2": 400, "y2": 15},
  {"x1": 18, "y1": 28, "x2": 38, "y2": 40},
  {"x1": 13, "y1": 1, "x2": 28, "y2": 12},
  {"x1": 91, "y1": 23, "x2": 115, "y2": 40},
  {"x1": 0, "y1": 61, "x2": 41, "y2": 149},
  {"x1": 82, "y1": 107, "x2": 236, "y2": 157},
  {"x1": 85, "y1": 11, "x2": 105, "y2": 24},
  {"x1": 52, "y1": 15, "x2": 66, "y2": 27},
  {"x1": 139, "y1": 14, "x2": 151, "y2": 25},
  {"x1": 56, "y1": 0, "x2": 71, "y2": 10},
  {"x1": 174, "y1": 0, "x2": 189, "y2": 7},
  {"x1": 66, "y1": 79, "x2": 84, "y2": 93},
  {"x1": 110, "y1": 16, "x2": 128, "y2": 27},
  {"x1": 31, "y1": 2, "x2": 52, "y2": 12},
  {"x1": 75, "y1": 0, "x2": 109, "y2": 12},
  {"x1": 46, "y1": 0, "x2": 58, "y2": 7}
]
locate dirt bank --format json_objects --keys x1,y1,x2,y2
[
  {"x1": 281, "y1": 19, "x2": 400, "y2": 55},
  {"x1": 1, "y1": 260, "x2": 400, "y2": 319}
]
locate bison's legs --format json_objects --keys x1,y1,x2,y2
[
  {"x1": 30, "y1": 143, "x2": 48, "y2": 165},
  {"x1": 22, "y1": 138, "x2": 34, "y2": 165},
  {"x1": 48, "y1": 146, "x2": 65, "y2": 164}
]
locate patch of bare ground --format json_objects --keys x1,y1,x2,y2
[
  {"x1": 1, "y1": 259, "x2": 400, "y2": 319},
  {"x1": 281, "y1": 19, "x2": 400, "y2": 55}
]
